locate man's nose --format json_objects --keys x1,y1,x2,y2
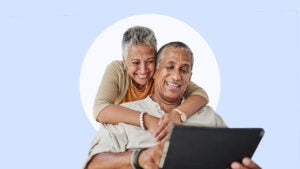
[{"x1": 171, "y1": 69, "x2": 181, "y2": 80}]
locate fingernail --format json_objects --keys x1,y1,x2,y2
[
  {"x1": 243, "y1": 157, "x2": 251, "y2": 165},
  {"x1": 231, "y1": 162, "x2": 239, "y2": 169}
]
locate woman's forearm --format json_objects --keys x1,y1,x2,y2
[
  {"x1": 97, "y1": 104, "x2": 140, "y2": 126},
  {"x1": 97, "y1": 104, "x2": 160, "y2": 135},
  {"x1": 175, "y1": 95, "x2": 207, "y2": 118}
]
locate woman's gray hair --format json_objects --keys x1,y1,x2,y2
[
  {"x1": 122, "y1": 26, "x2": 157, "y2": 59},
  {"x1": 156, "y1": 41, "x2": 194, "y2": 70}
]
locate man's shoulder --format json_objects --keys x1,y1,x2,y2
[
  {"x1": 186, "y1": 106, "x2": 227, "y2": 127},
  {"x1": 120, "y1": 96, "x2": 151, "y2": 110},
  {"x1": 121, "y1": 98, "x2": 145, "y2": 106},
  {"x1": 192, "y1": 106, "x2": 216, "y2": 117}
]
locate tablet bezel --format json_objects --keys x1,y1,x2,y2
[{"x1": 159, "y1": 125, "x2": 264, "y2": 169}]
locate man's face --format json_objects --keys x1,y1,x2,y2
[
  {"x1": 153, "y1": 47, "x2": 192, "y2": 103},
  {"x1": 123, "y1": 44, "x2": 156, "y2": 89}
]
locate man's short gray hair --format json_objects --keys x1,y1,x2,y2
[
  {"x1": 122, "y1": 26, "x2": 157, "y2": 59},
  {"x1": 156, "y1": 41, "x2": 194, "y2": 70}
]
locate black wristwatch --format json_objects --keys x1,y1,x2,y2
[{"x1": 131, "y1": 148, "x2": 145, "y2": 169}]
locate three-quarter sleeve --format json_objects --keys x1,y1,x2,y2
[
  {"x1": 183, "y1": 81, "x2": 209, "y2": 103},
  {"x1": 93, "y1": 61, "x2": 129, "y2": 120}
]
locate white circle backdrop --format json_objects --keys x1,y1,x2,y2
[{"x1": 80, "y1": 14, "x2": 221, "y2": 130}]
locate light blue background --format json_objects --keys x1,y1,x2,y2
[{"x1": 0, "y1": 1, "x2": 299, "y2": 168}]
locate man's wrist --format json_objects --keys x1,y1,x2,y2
[{"x1": 131, "y1": 149, "x2": 145, "y2": 169}]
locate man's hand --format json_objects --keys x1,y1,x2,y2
[
  {"x1": 138, "y1": 141, "x2": 165, "y2": 169},
  {"x1": 231, "y1": 157, "x2": 261, "y2": 169}
]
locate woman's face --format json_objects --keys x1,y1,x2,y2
[{"x1": 123, "y1": 44, "x2": 156, "y2": 89}]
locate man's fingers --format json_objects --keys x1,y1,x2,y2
[
  {"x1": 231, "y1": 157, "x2": 261, "y2": 169},
  {"x1": 242, "y1": 157, "x2": 261, "y2": 169}
]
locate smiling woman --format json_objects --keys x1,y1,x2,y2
[
  {"x1": 79, "y1": 14, "x2": 221, "y2": 130},
  {"x1": 123, "y1": 44, "x2": 156, "y2": 90}
]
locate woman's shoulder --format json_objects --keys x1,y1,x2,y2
[
  {"x1": 109, "y1": 60, "x2": 123, "y2": 67},
  {"x1": 106, "y1": 60, "x2": 124, "y2": 72}
]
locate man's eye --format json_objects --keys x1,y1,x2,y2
[
  {"x1": 131, "y1": 62, "x2": 139, "y2": 65},
  {"x1": 180, "y1": 68, "x2": 190, "y2": 73},
  {"x1": 166, "y1": 66, "x2": 173, "y2": 70},
  {"x1": 180, "y1": 69, "x2": 188, "y2": 73}
]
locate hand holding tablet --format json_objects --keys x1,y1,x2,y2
[{"x1": 159, "y1": 125, "x2": 264, "y2": 169}]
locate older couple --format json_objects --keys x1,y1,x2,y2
[{"x1": 84, "y1": 26, "x2": 261, "y2": 169}]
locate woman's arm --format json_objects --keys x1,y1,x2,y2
[
  {"x1": 175, "y1": 94, "x2": 207, "y2": 118},
  {"x1": 93, "y1": 61, "x2": 126, "y2": 121},
  {"x1": 98, "y1": 104, "x2": 160, "y2": 135},
  {"x1": 93, "y1": 61, "x2": 159, "y2": 134},
  {"x1": 154, "y1": 81, "x2": 208, "y2": 140},
  {"x1": 172, "y1": 80, "x2": 208, "y2": 119},
  {"x1": 180, "y1": 80, "x2": 209, "y2": 116}
]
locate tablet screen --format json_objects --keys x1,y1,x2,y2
[{"x1": 159, "y1": 126, "x2": 264, "y2": 169}]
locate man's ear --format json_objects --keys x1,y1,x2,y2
[{"x1": 188, "y1": 71, "x2": 192, "y2": 84}]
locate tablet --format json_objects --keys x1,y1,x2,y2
[{"x1": 159, "y1": 125, "x2": 264, "y2": 169}]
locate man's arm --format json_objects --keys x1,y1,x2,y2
[
  {"x1": 87, "y1": 151, "x2": 132, "y2": 169},
  {"x1": 87, "y1": 142, "x2": 164, "y2": 169}
]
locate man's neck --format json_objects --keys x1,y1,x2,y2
[{"x1": 150, "y1": 94, "x2": 182, "y2": 113}]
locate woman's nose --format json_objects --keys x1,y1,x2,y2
[{"x1": 139, "y1": 63, "x2": 148, "y2": 73}]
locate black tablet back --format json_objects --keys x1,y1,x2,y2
[{"x1": 159, "y1": 125, "x2": 264, "y2": 169}]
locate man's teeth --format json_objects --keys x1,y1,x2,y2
[{"x1": 166, "y1": 82, "x2": 180, "y2": 87}]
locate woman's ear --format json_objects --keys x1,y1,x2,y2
[{"x1": 122, "y1": 57, "x2": 127, "y2": 70}]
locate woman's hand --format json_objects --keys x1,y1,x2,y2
[
  {"x1": 154, "y1": 110, "x2": 182, "y2": 141},
  {"x1": 143, "y1": 114, "x2": 160, "y2": 136}
]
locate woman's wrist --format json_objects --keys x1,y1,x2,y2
[
  {"x1": 143, "y1": 114, "x2": 159, "y2": 134},
  {"x1": 173, "y1": 108, "x2": 187, "y2": 123},
  {"x1": 139, "y1": 112, "x2": 146, "y2": 130}
]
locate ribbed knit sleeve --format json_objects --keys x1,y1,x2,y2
[
  {"x1": 93, "y1": 61, "x2": 130, "y2": 120},
  {"x1": 183, "y1": 81, "x2": 209, "y2": 103}
]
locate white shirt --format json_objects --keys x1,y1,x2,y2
[{"x1": 84, "y1": 96, "x2": 227, "y2": 167}]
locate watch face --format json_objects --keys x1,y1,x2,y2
[{"x1": 181, "y1": 114, "x2": 187, "y2": 122}]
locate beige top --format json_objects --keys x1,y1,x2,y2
[
  {"x1": 93, "y1": 60, "x2": 209, "y2": 120},
  {"x1": 84, "y1": 96, "x2": 226, "y2": 168}
]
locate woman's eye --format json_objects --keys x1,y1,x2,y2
[{"x1": 147, "y1": 60, "x2": 155, "y2": 64}]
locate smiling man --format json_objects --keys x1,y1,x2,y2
[{"x1": 84, "y1": 41, "x2": 261, "y2": 169}]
